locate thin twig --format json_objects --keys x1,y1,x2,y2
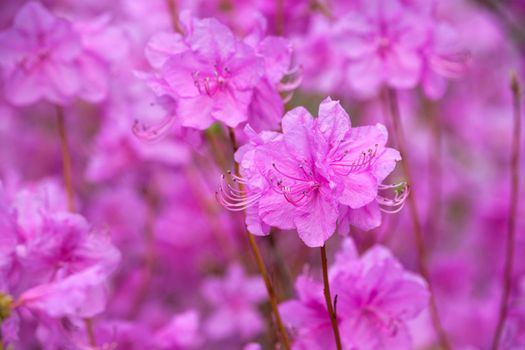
[
  {"x1": 128, "y1": 186, "x2": 157, "y2": 319},
  {"x1": 383, "y1": 89, "x2": 451, "y2": 350},
  {"x1": 228, "y1": 127, "x2": 292, "y2": 350},
  {"x1": 166, "y1": 0, "x2": 183, "y2": 34},
  {"x1": 426, "y1": 100, "x2": 443, "y2": 243},
  {"x1": 57, "y1": 107, "x2": 96, "y2": 347},
  {"x1": 491, "y1": 73, "x2": 522, "y2": 350},
  {"x1": 320, "y1": 245, "x2": 343, "y2": 350},
  {"x1": 56, "y1": 107, "x2": 75, "y2": 212},
  {"x1": 275, "y1": 0, "x2": 284, "y2": 35}
]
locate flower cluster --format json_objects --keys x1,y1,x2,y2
[{"x1": 0, "y1": 0, "x2": 523, "y2": 349}]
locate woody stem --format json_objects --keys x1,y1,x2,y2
[
  {"x1": 383, "y1": 89, "x2": 451, "y2": 350},
  {"x1": 228, "y1": 127, "x2": 292, "y2": 350},
  {"x1": 491, "y1": 74, "x2": 522, "y2": 350},
  {"x1": 56, "y1": 106, "x2": 96, "y2": 347},
  {"x1": 320, "y1": 245, "x2": 343, "y2": 350}
]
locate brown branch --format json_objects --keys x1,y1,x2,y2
[{"x1": 491, "y1": 73, "x2": 522, "y2": 350}]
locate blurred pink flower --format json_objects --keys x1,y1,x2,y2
[
  {"x1": 137, "y1": 12, "x2": 298, "y2": 138},
  {"x1": 280, "y1": 238, "x2": 430, "y2": 349},
  {"x1": 323, "y1": 0, "x2": 469, "y2": 98},
  {"x1": 0, "y1": 2, "x2": 124, "y2": 106},
  {"x1": 145, "y1": 16, "x2": 264, "y2": 130},
  {"x1": 153, "y1": 310, "x2": 201, "y2": 349},
  {"x1": 18, "y1": 265, "x2": 111, "y2": 318},
  {"x1": 202, "y1": 264, "x2": 266, "y2": 340},
  {"x1": 279, "y1": 274, "x2": 334, "y2": 350},
  {"x1": 0, "y1": 2, "x2": 83, "y2": 105},
  {"x1": 0, "y1": 180, "x2": 120, "y2": 320},
  {"x1": 335, "y1": 0, "x2": 426, "y2": 97}
]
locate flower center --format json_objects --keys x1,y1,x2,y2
[
  {"x1": 192, "y1": 65, "x2": 231, "y2": 96},
  {"x1": 269, "y1": 161, "x2": 321, "y2": 207}
]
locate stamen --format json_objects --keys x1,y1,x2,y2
[
  {"x1": 331, "y1": 144, "x2": 379, "y2": 175},
  {"x1": 132, "y1": 114, "x2": 176, "y2": 143},
  {"x1": 192, "y1": 66, "x2": 232, "y2": 97},
  {"x1": 278, "y1": 65, "x2": 303, "y2": 92},
  {"x1": 216, "y1": 173, "x2": 261, "y2": 211},
  {"x1": 377, "y1": 182, "x2": 409, "y2": 214},
  {"x1": 272, "y1": 162, "x2": 310, "y2": 182}
]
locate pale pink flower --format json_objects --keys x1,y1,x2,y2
[
  {"x1": 153, "y1": 310, "x2": 201, "y2": 349},
  {"x1": 202, "y1": 264, "x2": 266, "y2": 340},
  {"x1": 280, "y1": 238, "x2": 430, "y2": 349},
  {"x1": 136, "y1": 12, "x2": 298, "y2": 138},
  {"x1": 0, "y1": 2, "x2": 125, "y2": 106}
]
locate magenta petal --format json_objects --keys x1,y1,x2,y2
[
  {"x1": 76, "y1": 54, "x2": 109, "y2": 102},
  {"x1": 294, "y1": 194, "x2": 338, "y2": 247},
  {"x1": 258, "y1": 191, "x2": 296, "y2": 231},
  {"x1": 44, "y1": 61, "x2": 81, "y2": 99},
  {"x1": 347, "y1": 201, "x2": 382, "y2": 231},
  {"x1": 257, "y1": 36, "x2": 292, "y2": 83},
  {"x1": 13, "y1": 2, "x2": 56, "y2": 35},
  {"x1": 318, "y1": 97, "x2": 351, "y2": 145},
  {"x1": 145, "y1": 31, "x2": 187, "y2": 69},
  {"x1": 386, "y1": 46, "x2": 422, "y2": 89},
  {"x1": 5, "y1": 68, "x2": 45, "y2": 105},
  {"x1": 212, "y1": 90, "x2": 251, "y2": 128},
  {"x1": 162, "y1": 52, "x2": 202, "y2": 98},
  {"x1": 281, "y1": 106, "x2": 316, "y2": 159},
  {"x1": 190, "y1": 18, "x2": 235, "y2": 61},
  {"x1": 339, "y1": 172, "x2": 378, "y2": 209}
]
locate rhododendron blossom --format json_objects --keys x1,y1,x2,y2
[
  {"x1": 0, "y1": 2, "x2": 123, "y2": 106},
  {"x1": 0, "y1": 181, "x2": 119, "y2": 321},
  {"x1": 219, "y1": 98, "x2": 404, "y2": 247},
  {"x1": 202, "y1": 264, "x2": 266, "y2": 340},
  {"x1": 280, "y1": 239, "x2": 430, "y2": 349},
  {"x1": 136, "y1": 12, "x2": 298, "y2": 138},
  {"x1": 307, "y1": 0, "x2": 470, "y2": 98}
]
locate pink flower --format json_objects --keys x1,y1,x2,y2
[
  {"x1": 420, "y1": 21, "x2": 470, "y2": 100},
  {"x1": 279, "y1": 274, "x2": 335, "y2": 350},
  {"x1": 332, "y1": 0, "x2": 468, "y2": 98},
  {"x1": 202, "y1": 264, "x2": 266, "y2": 340},
  {"x1": 0, "y1": 180, "x2": 120, "y2": 320},
  {"x1": 334, "y1": 0, "x2": 426, "y2": 97},
  {"x1": 0, "y1": 2, "x2": 124, "y2": 106},
  {"x1": 145, "y1": 16, "x2": 264, "y2": 130},
  {"x1": 333, "y1": 240, "x2": 430, "y2": 349},
  {"x1": 0, "y1": 2, "x2": 82, "y2": 105},
  {"x1": 153, "y1": 310, "x2": 201, "y2": 349},
  {"x1": 18, "y1": 265, "x2": 111, "y2": 318},
  {"x1": 137, "y1": 13, "x2": 298, "y2": 137},
  {"x1": 219, "y1": 98, "x2": 403, "y2": 247},
  {"x1": 280, "y1": 238, "x2": 430, "y2": 350}
]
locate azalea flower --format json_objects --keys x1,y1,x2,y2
[
  {"x1": 136, "y1": 12, "x2": 298, "y2": 137},
  {"x1": 0, "y1": 2, "x2": 125, "y2": 106},
  {"x1": 280, "y1": 238, "x2": 430, "y2": 350},
  {"x1": 202, "y1": 264, "x2": 266, "y2": 340},
  {"x1": 219, "y1": 97, "x2": 404, "y2": 247}
]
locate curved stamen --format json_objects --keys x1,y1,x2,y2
[
  {"x1": 330, "y1": 144, "x2": 379, "y2": 175},
  {"x1": 132, "y1": 114, "x2": 176, "y2": 143},
  {"x1": 272, "y1": 162, "x2": 310, "y2": 182},
  {"x1": 377, "y1": 182, "x2": 409, "y2": 214},
  {"x1": 216, "y1": 173, "x2": 261, "y2": 211},
  {"x1": 278, "y1": 65, "x2": 303, "y2": 92}
]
